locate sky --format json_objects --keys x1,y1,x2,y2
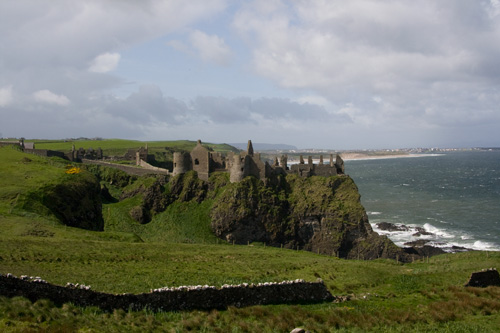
[{"x1": 1, "y1": 0, "x2": 500, "y2": 149}]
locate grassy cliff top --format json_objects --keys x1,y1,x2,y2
[{"x1": 28, "y1": 138, "x2": 240, "y2": 156}]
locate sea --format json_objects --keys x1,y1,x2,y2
[{"x1": 344, "y1": 150, "x2": 500, "y2": 252}]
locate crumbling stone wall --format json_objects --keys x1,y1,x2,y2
[
  {"x1": 25, "y1": 149, "x2": 66, "y2": 159},
  {"x1": 82, "y1": 159, "x2": 168, "y2": 176},
  {"x1": 0, "y1": 274, "x2": 333, "y2": 312},
  {"x1": 137, "y1": 159, "x2": 170, "y2": 174},
  {"x1": 124, "y1": 147, "x2": 148, "y2": 161},
  {"x1": 0, "y1": 139, "x2": 24, "y2": 148}
]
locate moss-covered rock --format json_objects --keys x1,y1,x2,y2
[
  {"x1": 210, "y1": 174, "x2": 411, "y2": 261},
  {"x1": 167, "y1": 171, "x2": 207, "y2": 203},
  {"x1": 90, "y1": 162, "x2": 411, "y2": 261}
]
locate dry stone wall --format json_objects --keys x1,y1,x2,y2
[{"x1": 0, "y1": 274, "x2": 333, "y2": 312}]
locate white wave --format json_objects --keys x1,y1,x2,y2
[
  {"x1": 370, "y1": 223, "x2": 422, "y2": 247},
  {"x1": 423, "y1": 223, "x2": 455, "y2": 239},
  {"x1": 371, "y1": 222, "x2": 500, "y2": 252},
  {"x1": 368, "y1": 211, "x2": 382, "y2": 215},
  {"x1": 471, "y1": 240, "x2": 500, "y2": 251}
]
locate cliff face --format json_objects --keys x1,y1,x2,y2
[{"x1": 210, "y1": 174, "x2": 406, "y2": 260}]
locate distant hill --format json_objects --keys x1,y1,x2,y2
[{"x1": 229, "y1": 143, "x2": 298, "y2": 151}]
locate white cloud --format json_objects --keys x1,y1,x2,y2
[
  {"x1": 33, "y1": 89, "x2": 70, "y2": 106},
  {"x1": 295, "y1": 95, "x2": 331, "y2": 108},
  {"x1": 0, "y1": 86, "x2": 13, "y2": 107},
  {"x1": 168, "y1": 30, "x2": 232, "y2": 65},
  {"x1": 89, "y1": 52, "x2": 121, "y2": 73},
  {"x1": 1, "y1": 1, "x2": 500, "y2": 148},
  {"x1": 233, "y1": 0, "x2": 500, "y2": 130},
  {"x1": 189, "y1": 30, "x2": 232, "y2": 65}
]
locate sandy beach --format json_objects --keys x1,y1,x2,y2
[{"x1": 339, "y1": 153, "x2": 441, "y2": 161}]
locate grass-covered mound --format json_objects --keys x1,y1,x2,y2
[{"x1": 0, "y1": 147, "x2": 103, "y2": 231}]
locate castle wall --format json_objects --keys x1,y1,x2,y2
[
  {"x1": 335, "y1": 154, "x2": 345, "y2": 174},
  {"x1": 25, "y1": 149, "x2": 66, "y2": 159},
  {"x1": 314, "y1": 165, "x2": 338, "y2": 177},
  {"x1": 0, "y1": 140, "x2": 23, "y2": 148},
  {"x1": 137, "y1": 159, "x2": 170, "y2": 174},
  {"x1": 290, "y1": 164, "x2": 314, "y2": 177},
  {"x1": 210, "y1": 152, "x2": 226, "y2": 170},
  {"x1": 125, "y1": 147, "x2": 148, "y2": 161}
]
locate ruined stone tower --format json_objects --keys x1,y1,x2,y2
[
  {"x1": 230, "y1": 154, "x2": 245, "y2": 183},
  {"x1": 190, "y1": 140, "x2": 211, "y2": 181},
  {"x1": 172, "y1": 152, "x2": 192, "y2": 177}
]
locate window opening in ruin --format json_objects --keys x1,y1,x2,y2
[{"x1": 195, "y1": 159, "x2": 200, "y2": 165}]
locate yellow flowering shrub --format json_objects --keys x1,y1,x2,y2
[{"x1": 65, "y1": 166, "x2": 82, "y2": 174}]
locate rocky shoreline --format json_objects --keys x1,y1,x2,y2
[{"x1": 375, "y1": 222, "x2": 472, "y2": 257}]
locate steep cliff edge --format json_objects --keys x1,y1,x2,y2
[
  {"x1": 87, "y1": 165, "x2": 411, "y2": 260},
  {"x1": 210, "y1": 174, "x2": 408, "y2": 261}
]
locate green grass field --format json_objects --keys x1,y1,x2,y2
[
  {"x1": 28, "y1": 138, "x2": 239, "y2": 156},
  {"x1": 1, "y1": 145, "x2": 500, "y2": 332}
]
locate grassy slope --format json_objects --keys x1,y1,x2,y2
[
  {"x1": 30, "y1": 138, "x2": 239, "y2": 156},
  {"x1": 1, "y1": 146, "x2": 500, "y2": 331},
  {"x1": 0, "y1": 147, "x2": 63, "y2": 216}
]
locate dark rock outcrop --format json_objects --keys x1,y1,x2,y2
[
  {"x1": 120, "y1": 176, "x2": 169, "y2": 224},
  {"x1": 376, "y1": 222, "x2": 409, "y2": 232},
  {"x1": 210, "y1": 174, "x2": 411, "y2": 261},
  {"x1": 465, "y1": 269, "x2": 500, "y2": 287},
  {"x1": 403, "y1": 245, "x2": 446, "y2": 257}
]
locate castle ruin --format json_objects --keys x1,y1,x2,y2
[{"x1": 172, "y1": 139, "x2": 345, "y2": 183}]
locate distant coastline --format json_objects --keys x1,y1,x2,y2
[{"x1": 340, "y1": 153, "x2": 443, "y2": 161}]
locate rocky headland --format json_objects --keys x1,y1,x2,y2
[
  {"x1": 11, "y1": 153, "x2": 437, "y2": 263},
  {"x1": 89, "y1": 165, "x2": 425, "y2": 262}
]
